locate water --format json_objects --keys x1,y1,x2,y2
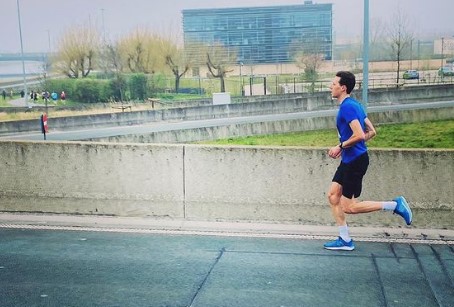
[{"x1": 0, "y1": 61, "x2": 45, "y2": 78}]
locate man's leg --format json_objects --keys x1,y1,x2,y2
[
  {"x1": 325, "y1": 181, "x2": 389, "y2": 251},
  {"x1": 340, "y1": 197, "x2": 383, "y2": 214},
  {"x1": 341, "y1": 196, "x2": 412, "y2": 225},
  {"x1": 325, "y1": 182, "x2": 355, "y2": 250},
  {"x1": 327, "y1": 182, "x2": 346, "y2": 226}
]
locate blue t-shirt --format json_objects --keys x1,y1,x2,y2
[{"x1": 336, "y1": 97, "x2": 368, "y2": 164}]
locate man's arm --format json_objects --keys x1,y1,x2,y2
[
  {"x1": 328, "y1": 119, "x2": 365, "y2": 158},
  {"x1": 328, "y1": 118, "x2": 376, "y2": 159},
  {"x1": 340, "y1": 119, "x2": 365, "y2": 148},
  {"x1": 364, "y1": 118, "x2": 377, "y2": 142},
  {"x1": 342, "y1": 118, "x2": 376, "y2": 147}
]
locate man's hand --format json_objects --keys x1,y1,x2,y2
[{"x1": 328, "y1": 145, "x2": 342, "y2": 159}]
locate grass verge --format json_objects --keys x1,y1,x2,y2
[{"x1": 199, "y1": 119, "x2": 454, "y2": 149}]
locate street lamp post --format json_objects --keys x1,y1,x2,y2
[
  {"x1": 101, "y1": 8, "x2": 106, "y2": 43},
  {"x1": 249, "y1": 65, "x2": 253, "y2": 96},
  {"x1": 410, "y1": 39, "x2": 413, "y2": 70},
  {"x1": 441, "y1": 37, "x2": 445, "y2": 68},
  {"x1": 417, "y1": 40, "x2": 421, "y2": 70},
  {"x1": 362, "y1": 0, "x2": 369, "y2": 109},
  {"x1": 16, "y1": 0, "x2": 28, "y2": 107},
  {"x1": 239, "y1": 62, "x2": 243, "y2": 96},
  {"x1": 46, "y1": 29, "x2": 51, "y2": 76},
  {"x1": 47, "y1": 29, "x2": 51, "y2": 52}
]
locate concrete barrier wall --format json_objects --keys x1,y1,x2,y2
[
  {"x1": 0, "y1": 142, "x2": 185, "y2": 217},
  {"x1": 0, "y1": 97, "x2": 312, "y2": 135},
  {"x1": 87, "y1": 106, "x2": 454, "y2": 144},
  {"x1": 363, "y1": 84, "x2": 454, "y2": 104},
  {"x1": 1, "y1": 85, "x2": 453, "y2": 135},
  {"x1": 0, "y1": 141, "x2": 453, "y2": 228},
  {"x1": 184, "y1": 146, "x2": 454, "y2": 226}
]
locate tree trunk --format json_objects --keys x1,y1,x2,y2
[
  {"x1": 175, "y1": 75, "x2": 180, "y2": 93},
  {"x1": 220, "y1": 76, "x2": 225, "y2": 92}
]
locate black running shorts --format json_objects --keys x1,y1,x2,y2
[{"x1": 332, "y1": 152, "x2": 369, "y2": 199}]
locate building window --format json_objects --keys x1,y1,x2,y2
[{"x1": 183, "y1": 3, "x2": 332, "y2": 64}]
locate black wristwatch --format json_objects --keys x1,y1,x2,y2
[{"x1": 339, "y1": 142, "x2": 344, "y2": 149}]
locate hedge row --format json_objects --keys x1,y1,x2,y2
[{"x1": 42, "y1": 73, "x2": 166, "y2": 103}]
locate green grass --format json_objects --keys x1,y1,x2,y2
[{"x1": 200, "y1": 119, "x2": 454, "y2": 149}]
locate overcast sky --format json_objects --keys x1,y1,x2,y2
[{"x1": 1, "y1": 0, "x2": 452, "y2": 53}]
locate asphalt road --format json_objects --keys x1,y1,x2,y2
[
  {"x1": 0, "y1": 223, "x2": 453, "y2": 307},
  {"x1": 1, "y1": 100, "x2": 453, "y2": 142}
]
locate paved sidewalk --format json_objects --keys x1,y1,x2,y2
[
  {"x1": 6, "y1": 97, "x2": 38, "y2": 107},
  {"x1": 0, "y1": 213, "x2": 453, "y2": 243},
  {"x1": 0, "y1": 213, "x2": 453, "y2": 307}
]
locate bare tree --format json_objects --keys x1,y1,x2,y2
[
  {"x1": 369, "y1": 18, "x2": 387, "y2": 61},
  {"x1": 387, "y1": 8, "x2": 414, "y2": 86},
  {"x1": 205, "y1": 42, "x2": 237, "y2": 93},
  {"x1": 291, "y1": 38, "x2": 325, "y2": 92},
  {"x1": 105, "y1": 42, "x2": 123, "y2": 74},
  {"x1": 162, "y1": 35, "x2": 191, "y2": 93},
  {"x1": 104, "y1": 42, "x2": 126, "y2": 101},
  {"x1": 117, "y1": 29, "x2": 166, "y2": 74},
  {"x1": 165, "y1": 53, "x2": 189, "y2": 93},
  {"x1": 55, "y1": 24, "x2": 100, "y2": 78}
]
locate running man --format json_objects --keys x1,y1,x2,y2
[{"x1": 324, "y1": 71, "x2": 412, "y2": 251}]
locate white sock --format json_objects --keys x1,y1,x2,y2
[
  {"x1": 382, "y1": 201, "x2": 397, "y2": 211},
  {"x1": 339, "y1": 225, "x2": 351, "y2": 242}
]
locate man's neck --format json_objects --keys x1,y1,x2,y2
[{"x1": 337, "y1": 93, "x2": 350, "y2": 104}]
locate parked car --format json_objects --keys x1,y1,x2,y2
[
  {"x1": 438, "y1": 66, "x2": 454, "y2": 77},
  {"x1": 402, "y1": 70, "x2": 419, "y2": 80}
]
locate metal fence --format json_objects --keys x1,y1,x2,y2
[{"x1": 173, "y1": 72, "x2": 454, "y2": 97}]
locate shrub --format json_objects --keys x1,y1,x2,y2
[
  {"x1": 74, "y1": 79, "x2": 104, "y2": 103},
  {"x1": 43, "y1": 79, "x2": 76, "y2": 99},
  {"x1": 129, "y1": 73, "x2": 148, "y2": 100},
  {"x1": 107, "y1": 75, "x2": 127, "y2": 102}
]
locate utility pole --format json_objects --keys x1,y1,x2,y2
[
  {"x1": 417, "y1": 40, "x2": 420, "y2": 70},
  {"x1": 441, "y1": 37, "x2": 445, "y2": 68},
  {"x1": 16, "y1": 0, "x2": 28, "y2": 107},
  {"x1": 362, "y1": 0, "x2": 369, "y2": 109},
  {"x1": 46, "y1": 29, "x2": 51, "y2": 74},
  {"x1": 239, "y1": 62, "x2": 243, "y2": 96},
  {"x1": 47, "y1": 29, "x2": 51, "y2": 52},
  {"x1": 101, "y1": 8, "x2": 106, "y2": 43},
  {"x1": 410, "y1": 39, "x2": 413, "y2": 69}
]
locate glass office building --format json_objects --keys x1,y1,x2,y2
[{"x1": 182, "y1": 2, "x2": 332, "y2": 64}]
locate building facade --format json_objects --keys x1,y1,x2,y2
[{"x1": 182, "y1": 2, "x2": 333, "y2": 65}]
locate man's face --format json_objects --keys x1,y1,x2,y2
[{"x1": 330, "y1": 76, "x2": 345, "y2": 99}]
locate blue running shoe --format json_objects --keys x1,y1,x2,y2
[
  {"x1": 324, "y1": 237, "x2": 355, "y2": 251},
  {"x1": 394, "y1": 196, "x2": 412, "y2": 225}
]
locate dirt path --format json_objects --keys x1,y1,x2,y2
[{"x1": 7, "y1": 97, "x2": 39, "y2": 107}]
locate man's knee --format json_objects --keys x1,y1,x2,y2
[
  {"x1": 340, "y1": 199, "x2": 358, "y2": 214},
  {"x1": 328, "y1": 190, "x2": 340, "y2": 206}
]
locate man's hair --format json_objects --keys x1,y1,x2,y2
[{"x1": 336, "y1": 71, "x2": 356, "y2": 94}]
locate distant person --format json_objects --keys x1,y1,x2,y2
[
  {"x1": 33, "y1": 92, "x2": 38, "y2": 102},
  {"x1": 42, "y1": 91, "x2": 49, "y2": 103},
  {"x1": 2, "y1": 90, "x2": 6, "y2": 100},
  {"x1": 10, "y1": 90, "x2": 13, "y2": 98},
  {"x1": 51, "y1": 91, "x2": 58, "y2": 101},
  {"x1": 60, "y1": 91, "x2": 66, "y2": 101},
  {"x1": 20, "y1": 90, "x2": 25, "y2": 98},
  {"x1": 323, "y1": 71, "x2": 412, "y2": 251}
]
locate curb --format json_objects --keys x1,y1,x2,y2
[{"x1": 1, "y1": 213, "x2": 453, "y2": 244}]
